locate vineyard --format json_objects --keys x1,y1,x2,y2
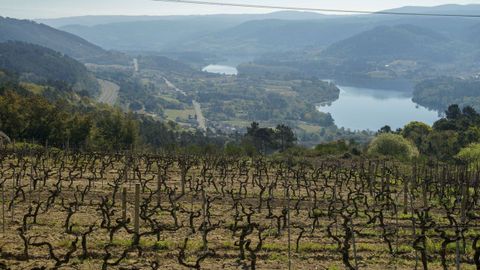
[{"x1": 0, "y1": 149, "x2": 479, "y2": 269}]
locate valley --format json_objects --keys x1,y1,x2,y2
[
  {"x1": 4, "y1": 6, "x2": 479, "y2": 141},
  {"x1": 199, "y1": 62, "x2": 441, "y2": 131},
  {"x1": 3, "y1": 3, "x2": 480, "y2": 270}
]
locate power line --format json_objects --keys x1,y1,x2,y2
[{"x1": 152, "y1": 0, "x2": 480, "y2": 18}]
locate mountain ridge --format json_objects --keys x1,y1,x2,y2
[
  {"x1": 0, "y1": 41, "x2": 99, "y2": 93},
  {"x1": 48, "y1": 4, "x2": 480, "y2": 56},
  {"x1": 321, "y1": 24, "x2": 455, "y2": 62},
  {"x1": 37, "y1": 11, "x2": 330, "y2": 27},
  {"x1": 0, "y1": 17, "x2": 107, "y2": 61}
]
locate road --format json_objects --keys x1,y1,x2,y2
[
  {"x1": 133, "y1": 58, "x2": 139, "y2": 72},
  {"x1": 163, "y1": 77, "x2": 187, "y2": 96},
  {"x1": 192, "y1": 100, "x2": 207, "y2": 132},
  {"x1": 162, "y1": 77, "x2": 206, "y2": 132},
  {"x1": 97, "y1": 79, "x2": 120, "y2": 106}
]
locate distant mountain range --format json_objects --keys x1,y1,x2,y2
[
  {"x1": 321, "y1": 25, "x2": 459, "y2": 63},
  {"x1": 33, "y1": 4, "x2": 480, "y2": 57},
  {"x1": 2, "y1": 4, "x2": 480, "y2": 92},
  {"x1": 385, "y1": 4, "x2": 480, "y2": 15},
  {"x1": 37, "y1": 11, "x2": 329, "y2": 27}
]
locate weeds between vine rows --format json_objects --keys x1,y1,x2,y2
[{"x1": 0, "y1": 149, "x2": 479, "y2": 269}]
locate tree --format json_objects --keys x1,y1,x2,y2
[
  {"x1": 445, "y1": 104, "x2": 462, "y2": 120},
  {"x1": 244, "y1": 122, "x2": 296, "y2": 154},
  {"x1": 0, "y1": 90, "x2": 27, "y2": 138},
  {"x1": 0, "y1": 130, "x2": 11, "y2": 147},
  {"x1": 224, "y1": 142, "x2": 244, "y2": 156},
  {"x1": 462, "y1": 105, "x2": 478, "y2": 119},
  {"x1": 67, "y1": 115, "x2": 92, "y2": 147},
  {"x1": 425, "y1": 130, "x2": 460, "y2": 160},
  {"x1": 88, "y1": 109, "x2": 139, "y2": 150},
  {"x1": 246, "y1": 122, "x2": 260, "y2": 136},
  {"x1": 428, "y1": 105, "x2": 480, "y2": 159},
  {"x1": 456, "y1": 143, "x2": 480, "y2": 164},
  {"x1": 378, "y1": 125, "x2": 392, "y2": 134},
  {"x1": 245, "y1": 122, "x2": 274, "y2": 154},
  {"x1": 314, "y1": 140, "x2": 350, "y2": 156},
  {"x1": 367, "y1": 133, "x2": 419, "y2": 160},
  {"x1": 274, "y1": 124, "x2": 297, "y2": 151},
  {"x1": 402, "y1": 121, "x2": 431, "y2": 154}
]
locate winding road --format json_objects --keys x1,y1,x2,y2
[
  {"x1": 97, "y1": 79, "x2": 120, "y2": 105},
  {"x1": 133, "y1": 58, "x2": 139, "y2": 73},
  {"x1": 192, "y1": 100, "x2": 207, "y2": 132},
  {"x1": 163, "y1": 77, "x2": 206, "y2": 132},
  {"x1": 163, "y1": 77, "x2": 187, "y2": 96}
]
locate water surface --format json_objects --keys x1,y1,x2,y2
[
  {"x1": 201, "y1": 64, "x2": 438, "y2": 131},
  {"x1": 317, "y1": 85, "x2": 439, "y2": 131},
  {"x1": 202, "y1": 64, "x2": 238, "y2": 75}
]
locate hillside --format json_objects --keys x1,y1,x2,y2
[
  {"x1": 175, "y1": 19, "x2": 375, "y2": 55},
  {"x1": 384, "y1": 4, "x2": 480, "y2": 15},
  {"x1": 58, "y1": 17, "x2": 375, "y2": 55},
  {"x1": 137, "y1": 55, "x2": 199, "y2": 75},
  {"x1": 56, "y1": 12, "x2": 331, "y2": 53},
  {"x1": 50, "y1": 5, "x2": 480, "y2": 57},
  {"x1": 0, "y1": 17, "x2": 108, "y2": 61},
  {"x1": 466, "y1": 23, "x2": 480, "y2": 47},
  {"x1": 413, "y1": 77, "x2": 480, "y2": 111},
  {"x1": 240, "y1": 23, "x2": 477, "y2": 87},
  {"x1": 321, "y1": 25, "x2": 457, "y2": 63},
  {"x1": 0, "y1": 41, "x2": 99, "y2": 93},
  {"x1": 59, "y1": 18, "x2": 238, "y2": 52}
]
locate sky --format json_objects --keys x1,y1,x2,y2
[{"x1": 1, "y1": 0, "x2": 480, "y2": 19}]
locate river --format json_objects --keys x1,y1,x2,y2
[
  {"x1": 317, "y1": 85, "x2": 439, "y2": 131},
  {"x1": 202, "y1": 57, "x2": 253, "y2": 75},
  {"x1": 202, "y1": 64, "x2": 238, "y2": 75},
  {"x1": 202, "y1": 64, "x2": 440, "y2": 131}
]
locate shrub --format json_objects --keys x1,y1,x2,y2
[{"x1": 367, "y1": 133, "x2": 419, "y2": 160}]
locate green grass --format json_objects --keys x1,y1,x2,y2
[
  {"x1": 153, "y1": 240, "x2": 174, "y2": 250},
  {"x1": 164, "y1": 109, "x2": 195, "y2": 121},
  {"x1": 20, "y1": 82, "x2": 45, "y2": 95},
  {"x1": 263, "y1": 84, "x2": 296, "y2": 97},
  {"x1": 262, "y1": 243, "x2": 285, "y2": 252},
  {"x1": 159, "y1": 95, "x2": 182, "y2": 104},
  {"x1": 356, "y1": 243, "x2": 386, "y2": 252},
  {"x1": 186, "y1": 240, "x2": 204, "y2": 252},
  {"x1": 298, "y1": 242, "x2": 324, "y2": 253},
  {"x1": 111, "y1": 238, "x2": 133, "y2": 247},
  {"x1": 297, "y1": 123, "x2": 322, "y2": 133},
  {"x1": 57, "y1": 238, "x2": 77, "y2": 248},
  {"x1": 398, "y1": 213, "x2": 414, "y2": 219},
  {"x1": 223, "y1": 120, "x2": 252, "y2": 127},
  {"x1": 267, "y1": 252, "x2": 288, "y2": 262},
  {"x1": 397, "y1": 244, "x2": 415, "y2": 253}
]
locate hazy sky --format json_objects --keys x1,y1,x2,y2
[{"x1": 1, "y1": 0, "x2": 480, "y2": 19}]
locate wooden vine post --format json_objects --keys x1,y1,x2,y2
[
  {"x1": 157, "y1": 166, "x2": 162, "y2": 207},
  {"x1": 122, "y1": 187, "x2": 127, "y2": 222},
  {"x1": 286, "y1": 179, "x2": 291, "y2": 270},
  {"x1": 351, "y1": 219, "x2": 359, "y2": 270},
  {"x1": 134, "y1": 183, "x2": 140, "y2": 236},
  {"x1": 1, "y1": 183, "x2": 5, "y2": 233},
  {"x1": 11, "y1": 177, "x2": 15, "y2": 222}
]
